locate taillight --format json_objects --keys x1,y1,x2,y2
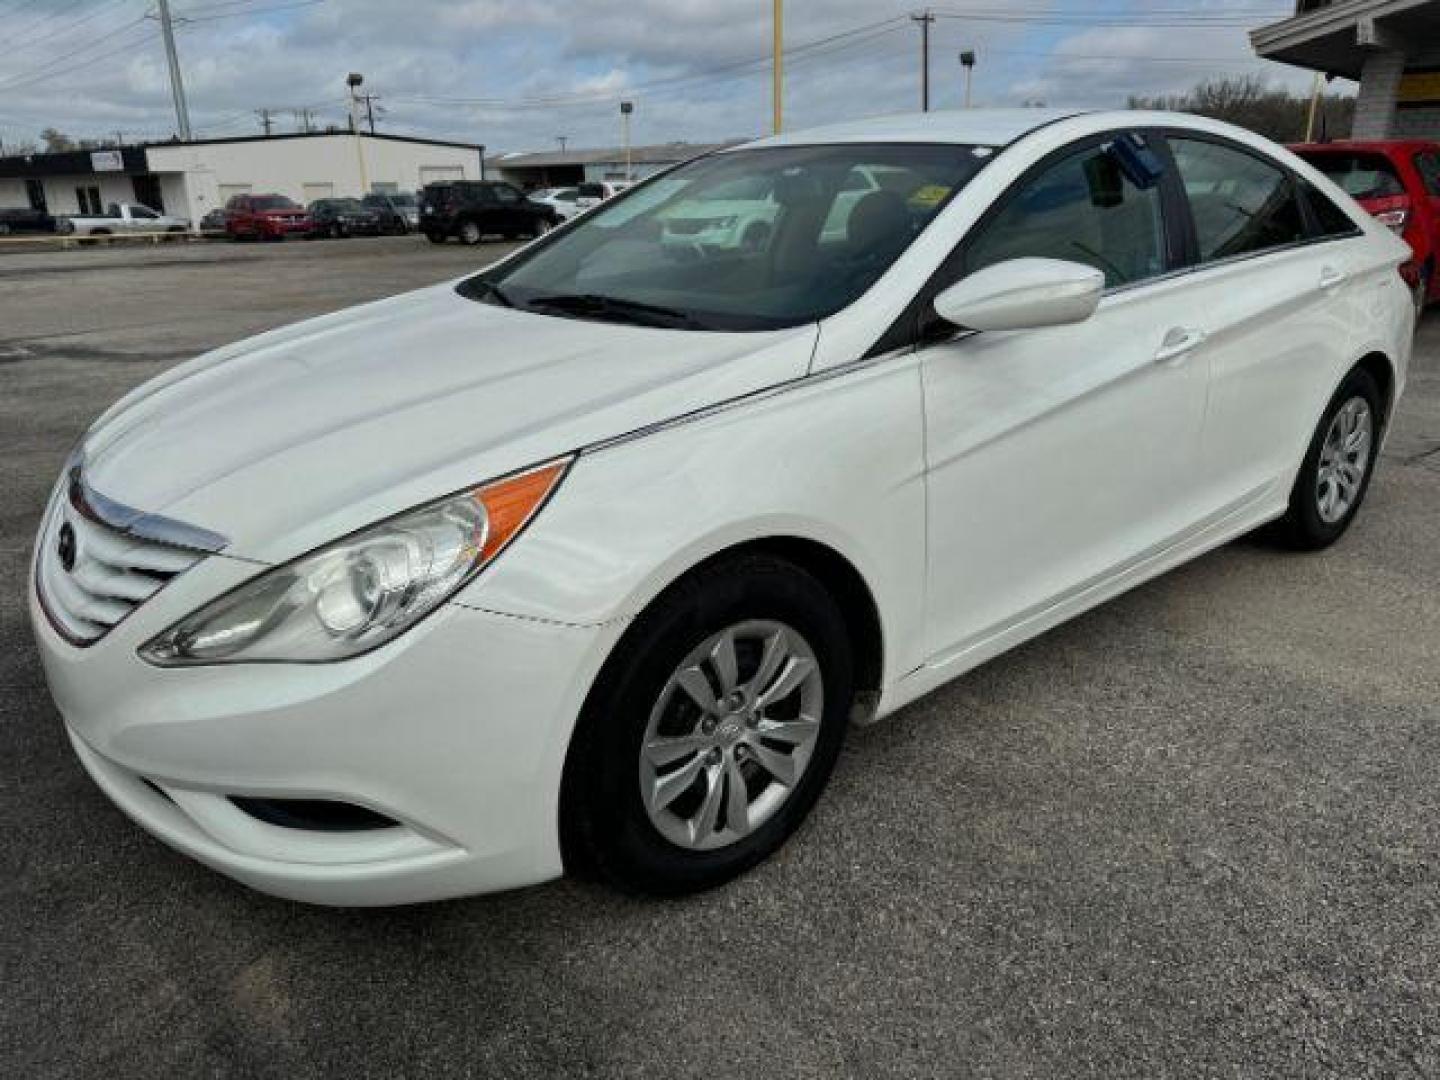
[{"x1": 1374, "y1": 208, "x2": 1409, "y2": 234}]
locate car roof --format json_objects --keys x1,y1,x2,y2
[
  {"x1": 741, "y1": 108, "x2": 1088, "y2": 150},
  {"x1": 735, "y1": 108, "x2": 1315, "y2": 155}
]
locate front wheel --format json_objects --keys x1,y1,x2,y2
[
  {"x1": 561, "y1": 554, "x2": 853, "y2": 896},
  {"x1": 458, "y1": 220, "x2": 483, "y2": 245},
  {"x1": 425, "y1": 230, "x2": 446, "y2": 245},
  {"x1": 1274, "y1": 365, "x2": 1383, "y2": 550}
]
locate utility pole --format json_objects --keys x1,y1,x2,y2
[
  {"x1": 257, "y1": 108, "x2": 274, "y2": 137},
  {"x1": 154, "y1": 0, "x2": 193, "y2": 140},
  {"x1": 556, "y1": 135, "x2": 568, "y2": 153},
  {"x1": 912, "y1": 10, "x2": 935, "y2": 112},
  {"x1": 294, "y1": 108, "x2": 314, "y2": 133},
  {"x1": 346, "y1": 73, "x2": 369, "y2": 192},
  {"x1": 358, "y1": 92, "x2": 381, "y2": 134},
  {"x1": 773, "y1": 0, "x2": 783, "y2": 134}
]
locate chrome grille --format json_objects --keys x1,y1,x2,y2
[{"x1": 35, "y1": 464, "x2": 225, "y2": 645}]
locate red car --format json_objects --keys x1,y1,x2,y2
[
  {"x1": 224, "y1": 193, "x2": 312, "y2": 241},
  {"x1": 1291, "y1": 140, "x2": 1440, "y2": 313}
]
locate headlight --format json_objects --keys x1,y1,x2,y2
[{"x1": 140, "y1": 458, "x2": 570, "y2": 665}]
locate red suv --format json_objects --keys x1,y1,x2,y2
[
  {"x1": 224, "y1": 193, "x2": 312, "y2": 241},
  {"x1": 1291, "y1": 140, "x2": 1440, "y2": 313}
]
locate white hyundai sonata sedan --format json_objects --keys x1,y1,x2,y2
[{"x1": 31, "y1": 110, "x2": 1413, "y2": 905}]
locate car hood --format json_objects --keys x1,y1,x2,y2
[{"x1": 80, "y1": 283, "x2": 818, "y2": 563}]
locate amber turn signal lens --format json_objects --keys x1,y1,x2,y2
[{"x1": 475, "y1": 459, "x2": 570, "y2": 563}]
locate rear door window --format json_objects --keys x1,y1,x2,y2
[
  {"x1": 1414, "y1": 151, "x2": 1440, "y2": 196},
  {"x1": 1297, "y1": 151, "x2": 1406, "y2": 200},
  {"x1": 1169, "y1": 137, "x2": 1307, "y2": 261},
  {"x1": 1300, "y1": 180, "x2": 1361, "y2": 237}
]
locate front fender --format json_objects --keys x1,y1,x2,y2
[{"x1": 458, "y1": 355, "x2": 930, "y2": 688}]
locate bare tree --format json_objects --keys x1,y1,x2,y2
[
  {"x1": 1129, "y1": 75, "x2": 1354, "y2": 142},
  {"x1": 40, "y1": 128, "x2": 76, "y2": 153}
]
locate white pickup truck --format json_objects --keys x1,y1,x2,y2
[{"x1": 59, "y1": 202, "x2": 190, "y2": 239}]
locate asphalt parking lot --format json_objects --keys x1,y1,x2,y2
[{"x1": 3, "y1": 236, "x2": 1438, "y2": 1078}]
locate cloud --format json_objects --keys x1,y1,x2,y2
[{"x1": 0, "y1": 0, "x2": 1326, "y2": 153}]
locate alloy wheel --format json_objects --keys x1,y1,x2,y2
[
  {"x1": 639, "y1": 619, "x2": 824, "y2": 852},
  {"x1": 1316, "y1": 395, "x2": 1373, "y2": 524}
]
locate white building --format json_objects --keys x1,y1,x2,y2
[
  {"x1": 0, "y1": 131, "x2": 486, "y2": 224},
  {"x1": 485, "y1": 141, "x2": 743, "y2": 190}
]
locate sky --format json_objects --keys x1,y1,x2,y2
[{"x1": 0, "y1": 0, "x2": 1328, "y2": 155}]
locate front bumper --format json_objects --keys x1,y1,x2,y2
[{"x1": 30, "y1": 564, "x2": 620, "y2": 905}]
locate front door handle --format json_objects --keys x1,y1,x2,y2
[
  {"x1": 1154, "y1": 326, "x2": 1206, "y2": 365},
  {"x1": 1319, "y1": 265, "x2": 1349, "y2": 289}
]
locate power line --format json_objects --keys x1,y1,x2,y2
[
  {"x1": 389, "y1": 17, "x2": 910, "y2": 109},
  {"x1": 9, "y1": 0, "x2": 134, "y2": 53},
  {"x1": 0, "y1": 19, "x2": 152, "y2": 93}
]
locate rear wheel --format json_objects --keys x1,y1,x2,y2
[
  {"x1": 561, "y1": 554, "x2": 853, "y2": 896},
  {"x1": 1274, "y1": 365, "x2": 1383, "y2": 550},
  {"x1": 459, "y1": 219, "x2": 483, "y2": 245},
  {"x1": 425, "y1": 230, "x2": 447, "y2": 244}
]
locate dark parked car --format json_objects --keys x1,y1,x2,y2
[
  {"x1": 0, "y1": 207, "x2": 58, "y2": 235},
  {"x1": 224, "y1": 193, "x2": 312, "y2": 240},
  {"x1": 419, "y1": 181, "x2": 559, "y2": 245},
  {"x1": 308, "y1": 198, "x2": 385, "y2": 239},
  {"x1": 361, "y1": 193, "x2": 418, "y2": 233},
  {"x1": 199, "y1": 208, "x2": 227, "y2": 236}
]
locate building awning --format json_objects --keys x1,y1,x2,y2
[{"x1": 1251, "y1": 0, "x2": 1440, "y2": 79}]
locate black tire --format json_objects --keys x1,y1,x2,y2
[
  {"x1": 425, "y1": 230, "x2": 446, "y2": 245},
  {"x1": 458, "y1": 219, "x2": 483, "y2": 245},
  {"x1": 1274, "y1": 365, "x2": 1384, "y2": 551},
  {"x1": 561, "y1": 553, "x2": 854, "y2": 896}
]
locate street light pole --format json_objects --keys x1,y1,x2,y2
[
  {"x1": 773, "y1": 0, "x2": 784, "y2": 134},
  {"x1": 959, "y1": 50, "x2": 976, "y2": 108},
  {"x1": 620, "y1": 101, "x2": 634, "y2": 181}
]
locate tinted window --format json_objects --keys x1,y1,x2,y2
[
  {"x1": 966, "y1": 138, "x2": 1167, "y2": 288},
  {"x1": 251, "y1": 196, "x2": 298, "y2": 210},
  {"x1": 1170, "y1": 138, "x2": 1306, "y2": 260},
  {"x1": 1297, "y1": 150, "x2": 1406, "y2": 199},
  {"x1": 1415, "y1": 152, "x2": 1440, "y2": 196},
  {"x1": 1301, "y1": 180, "x2": 1360, "y2": 237},
  {"x1": 473, "y1": 143, "x2": 991, "y2": 331}
]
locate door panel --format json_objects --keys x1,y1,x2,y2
[
  {"x1": 1165, "y1": 135, "x2": 1363, "y2": 508},
  {"x1": 921, "y1": 131, "x2": 1210, "y2": 662},
  {"x1": 921, "y1": 283, "x2": 1209, "y2": 661}
]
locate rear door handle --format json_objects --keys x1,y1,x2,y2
[
  {"x1": 1319, "y1": 266, "x2": 1349, "y2": 289},
  {"x1": 1155, "y1": 326, "x2": 1206, "y2": 364}
]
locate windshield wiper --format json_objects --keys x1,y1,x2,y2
[{"x1": 526, "y1": 293, "x2": 708, "y2": 329}]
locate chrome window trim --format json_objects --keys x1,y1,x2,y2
[{"x1": 65, "y1": 454, "x2": 229, "y2": 554}]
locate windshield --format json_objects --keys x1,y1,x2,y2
[
  {"x1": 465, "y1": 143, "x2": 992, "y2": 331},
  {"x1": 252, "y1": 196, "x2": 298, "y2": 210},
  {"x1": 328, "y1": 199, "x2": 363, "y2": 211},
  {"x1": 388, "y1": 194, "x2": 417, "y2": 207}
]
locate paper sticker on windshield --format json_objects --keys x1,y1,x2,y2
[{"x1": 909, "y1": 184, "x2": 951, "y2": 208}]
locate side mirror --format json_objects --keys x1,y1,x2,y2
[{"x1": 933, "y1": 258, "x2": 1105, "y2": 332}]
